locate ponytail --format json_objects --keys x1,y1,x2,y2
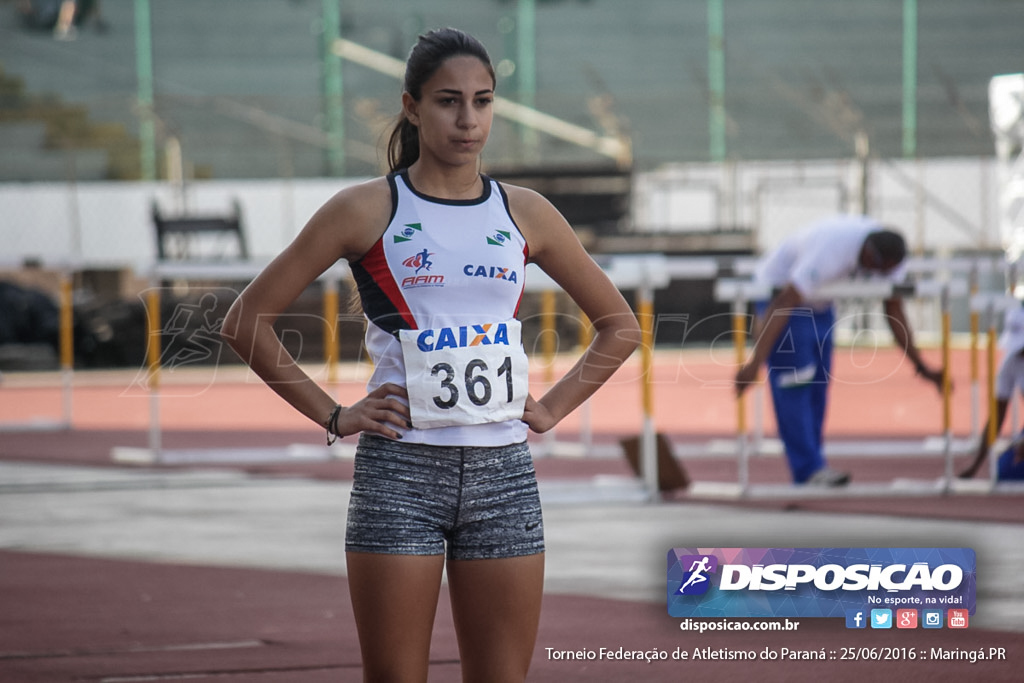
[{"x1": 386, "y1": 116, "x2": 420, "y2": 173}]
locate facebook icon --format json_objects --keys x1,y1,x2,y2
[{"x1": 845, "y1": 609, "x2": 866, "y2": 629}]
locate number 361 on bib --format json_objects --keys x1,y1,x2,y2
[{"x1": 399, "y1": 320, "x2": 529, "y2": 429}]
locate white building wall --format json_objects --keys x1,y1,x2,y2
[
  {"x1": 0, "y1": 157, "x2": 1002, "y2": 273},
  {"x1": 632, "y1": 156, "x2": 999, "y2": 256}
]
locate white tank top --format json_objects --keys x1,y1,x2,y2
[{"x1": 350, "y1": 170, "x2": 530, "y2": 446}]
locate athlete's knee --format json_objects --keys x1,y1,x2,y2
[{"x1": 458, "y1": 652, "x2": 532, "y2": 683}]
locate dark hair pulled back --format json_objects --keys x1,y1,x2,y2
[{"x1": 386, "y1": 28, "x2": 495, "y2": 172}]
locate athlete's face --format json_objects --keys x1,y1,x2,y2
[{"x1": 403, "y1": 55, "x2": 495, "y2": 168}]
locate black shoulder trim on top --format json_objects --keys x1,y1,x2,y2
[
  {"x1": 488, "y1": 176, "x2": 529, "y2": 259},
  {"x1": 385, "y1": 171, "x2": 400, "y2": 226}
]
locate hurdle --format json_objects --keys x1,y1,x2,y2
[
  {"x1": 969, "y1": 289, "x2": 1024, "y2": 487},
  {"x1": 735, "y1": 253, "x2": 1009, "y2": 440},
  {"x1": 711, "y1": 275, "x2": 975, "y2": 498},
  {"x1": 116, "y1": 256, "x2": 669, "y2": 477},
  {"x1": 115, "y1": 256, "x2": 672, "y2": 484},
  {"x1": 611, "y1": 255, "x2": 672, "y2": 497},
  {"x1": 111, "y1": 260, "x2": 352, "y2": 465},
  {"x1": 906, "y1": 254, "x2": 1008, "y2": 437},
  {"x1": 532, "y1": 254, "x2": 1004, "y2": 499},
  {"x1": 103, "y1": 252, "x2": 1018, "y2": 501},
  {"x1": 524, "y1": 255, "x2": 713, "y2": 498},
  {"x1": 519, "y1": 257, "x2": 673, "y2": 470}
]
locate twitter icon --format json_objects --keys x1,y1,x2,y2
[{"x1": 870, "y1": 609, "x2": 893, "y2": 629}]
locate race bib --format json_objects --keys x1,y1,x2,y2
[{"x1": 399, "y1": 320, "x2": 529, "y2": 429}]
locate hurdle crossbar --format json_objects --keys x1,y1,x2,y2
[{"x1": 124, "y1": 260, "x2": 352, "y2": 463}]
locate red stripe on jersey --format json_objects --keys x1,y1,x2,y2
[{"x1": 354, "y1": 239, "x2": 418, "y2": 331}]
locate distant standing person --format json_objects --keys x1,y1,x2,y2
[
  {"x1": 734, "y1": 214, "x2": 944, "y2": 486},
  {"x1": 222, "y1": 27, "x2": 640, "y2": 681},
  {"x1": 959, "y1": 304, "x2": 1024, "y2": 481}
]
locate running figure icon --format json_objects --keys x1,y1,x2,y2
[
  {"x1": 678, "y1": 556, "x2": 712, "y2": 593},
  {"x1": 412, "y1": 248, "x2": 433, "y2": 273}
]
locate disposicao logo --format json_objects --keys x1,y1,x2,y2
[
  {"x1": 667, "y1": 548, "x2": 976, "y2": 619},
  {"x1": 675, "y1": 555, "x2": 718, "y2": 595}
]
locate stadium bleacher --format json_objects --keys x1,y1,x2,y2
[{"x1": 1, "y1": 0, "x2": 1022, "y2": 182}]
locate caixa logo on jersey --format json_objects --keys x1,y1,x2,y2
[
  {"x1": 463, "y1": 264, "x2": 520, "y2": 283},
  {"x1": 667, "y1": 548, "x2": 976, "y2": 619},
  {"x1": 415, "y1": 322, "x2": 512, "y2": 352}
]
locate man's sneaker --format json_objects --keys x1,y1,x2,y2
[{"x1": 806, "y1": 468, "x2": 851, "y2": 487}]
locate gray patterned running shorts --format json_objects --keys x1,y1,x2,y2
[{"x1": 345, "y1": 434, "x2": 545, "y2": 560}]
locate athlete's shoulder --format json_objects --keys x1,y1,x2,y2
[
  {"x1": 326, "y1": 176, "x2": 391, "y2": 216},
  {"x1": 495, "y1": 181, "x2": 548, "y2": 208},
  {"x1": 495, "y1": 181, "x2": 563, "y2": 227},
  {"x1": 308, "y1": 176, "x2": 393, "y2": 262}
]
